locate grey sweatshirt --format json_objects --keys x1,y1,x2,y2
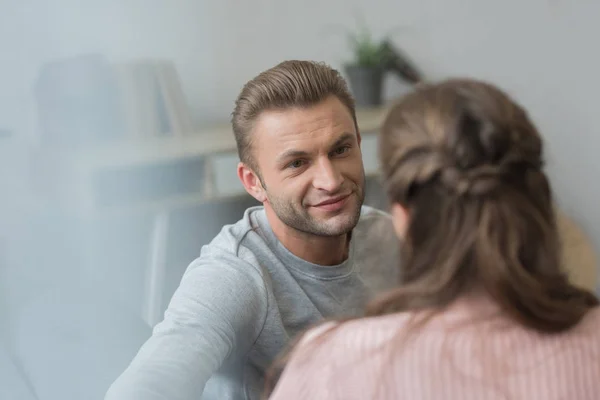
[{"x1": 106, "y1": 205, "x2": 400, "y2": 400}]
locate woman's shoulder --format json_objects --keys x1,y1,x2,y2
[
  {"x1": 298, "y1": 312, "x2": 419, "y2": 354},
  {"x1": 576, "y1": 305, "x2": 600, "y2": 332},
  {"x1": 297, "y1": 303, "x2": 600, "y2": 358}
]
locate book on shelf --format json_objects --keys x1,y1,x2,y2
[
  {"x1": 34, "y1": 53, "x2": 125, "y2": 145},
  {"x1": 116, "y1": 59, "x2": 195, "y2": 139},
  {"x1": 34, "y1": 55, "x2": 195, "y2": 145}
]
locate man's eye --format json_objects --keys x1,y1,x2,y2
[
  {"x1": 333, "y1": 146, "x2": 349, "y2": 156},
  {"x1": 288, "y1": 160, "x2": 305, "y2": 169}
]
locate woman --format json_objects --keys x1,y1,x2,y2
[{"x1": 266, "y1": 79, "x2": 600, "y2": 399}]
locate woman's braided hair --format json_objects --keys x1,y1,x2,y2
[{"x1": 374, "y1": 78, "x2": 598, "y2": 332}]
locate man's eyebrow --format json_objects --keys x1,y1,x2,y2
[
  {"x1": 275, "y1": 132, "x2": 356, "y2": 165},
  {"x1": 275, "y1": 149, "x2": 310, "y2": 165},
  {"x1": 330, "y1": 132, "x2": 356, "y2": 150}
]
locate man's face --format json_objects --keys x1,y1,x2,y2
[{"x1": 249, "y1": 96, "x2": 365, "y2": 237}]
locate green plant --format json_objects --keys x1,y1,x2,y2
[{"x1": 346, "y1": 25, "x2": 391, "y2": 68}]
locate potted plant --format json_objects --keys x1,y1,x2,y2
[
  {"x1": 344, "y1": 25, "x2": 423, "y2": 107},
  {"x1": 344, "y1": 27, "x2": 390, "y2": 107}
]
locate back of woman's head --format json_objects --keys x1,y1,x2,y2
[{"x1": 377, "y1": 78, "x2": 598, "y2": 333}]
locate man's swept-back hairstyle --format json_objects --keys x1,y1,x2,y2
[{"x1": 231, "y1": 60, "x2": 357, "y2": 172}]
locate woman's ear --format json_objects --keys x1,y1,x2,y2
[{"x1": 390, "y1": 203, "x2": 409, "y2": 239}]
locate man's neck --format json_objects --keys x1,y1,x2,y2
[{"x1": 265, "y1": 209, "x2": 350, "y2": 266}]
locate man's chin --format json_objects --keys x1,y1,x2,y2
[{"x1": 318, "y1": 211, "x2": 361, "y2": 236}]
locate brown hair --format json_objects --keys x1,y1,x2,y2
[
  {"x1": 231, "y1": 60, "x2": 357, "y2": 172},
  {"x1": 374, "y1": 78, "x2": 598, "y2": 330},
  {"x1": 263, "y1": 78, "x2": 598, "y2": 397}
]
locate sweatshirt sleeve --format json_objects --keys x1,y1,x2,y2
[{"x1": 105, "y1": 253, "x2": 268, "y2": 400}]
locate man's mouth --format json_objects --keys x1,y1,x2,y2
[{"x1": 312, "y1": 194, "x2": 352, "y2": 211}]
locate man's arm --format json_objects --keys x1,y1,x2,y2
[{"x1": 105, "y1": 254, "x2": 268, "y2": 400}]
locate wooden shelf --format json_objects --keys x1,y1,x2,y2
[
  {"x1": 31, "y1": 104, "x2": 391, "y2": 219},
  {"x1": 34, "y1": 104, "x2": 390, "y2": 171}
]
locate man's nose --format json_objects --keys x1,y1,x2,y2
[{"x1": 312, "y1": 158, "x2": 343, "y2": 192}]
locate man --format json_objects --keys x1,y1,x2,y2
[{"x1": 106, "y1": 60, "x2": 399, "y2": 400}]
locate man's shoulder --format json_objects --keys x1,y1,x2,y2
[
  {"x1": 188, "y1": 206, "x2": 272, "y2": 281},
  {"x1": 179, "y1": 206, "x2": 269, "y2": 299},
  {"x1": 200, "y1": 206, "x2": 265, "y2": 257}
]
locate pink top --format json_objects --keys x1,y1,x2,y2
[{"x1": 270, "y1": 298, "x2": 600, "y2": 400}]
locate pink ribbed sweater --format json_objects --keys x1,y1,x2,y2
[{"x1": 270, "y1": 299, "x2": 600, "y2": 400}]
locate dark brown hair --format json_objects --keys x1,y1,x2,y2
[
  {"x1": 374, "y1": 78, "x2": 598, "y2": 329},
  {"x1": 263, "y1": 78, "x2": 598, "y2": 397},
  {"x1": 231, "y1": 60, "x2": 357, "y2": 172}
]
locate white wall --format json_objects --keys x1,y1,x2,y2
[
  {"x1": 2, "y1": 0, "x2": 599, "y2": 250},
  {"x1": 1, "y1": 2, "x2": 598, "y2": 397}
]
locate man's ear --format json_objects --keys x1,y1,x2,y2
[
  {"x1": 390, "y1": 203, "x2": 409, "y2": 239},
  {"x1": 237, "y1": 162, "x2": 267, "y2": 203}
]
